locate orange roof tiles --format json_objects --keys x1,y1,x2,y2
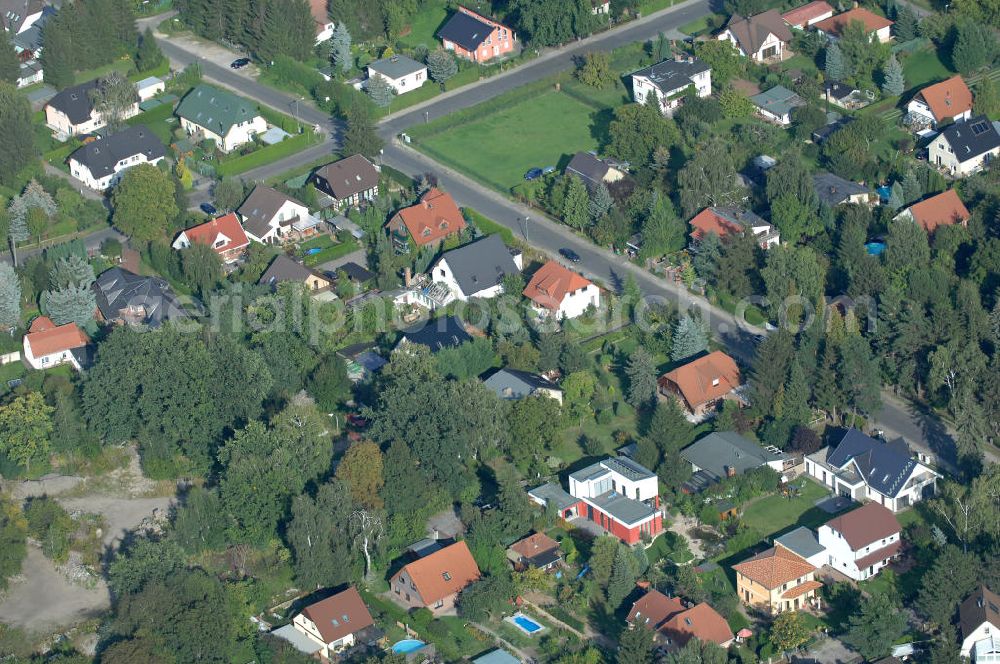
[
  {"x1": 781, "y1": 1, "x2": 834, "y2": 28},
  {"x1": 301, "y1": 586, "x2": 374, "y2": 644},
  {"x1": 396, "y1": 541, "x2": 480, "y2": 605},
  {"x1": 689, "y1": 208, "x2": 743, "y2": 242},
  {"x1": 389, "y1": 188, "x2": 467, "y2": 246},
  {"x1": 781, "y1": 579, "x2": 823, "y2": 599},
  {"x1": 904, "y1": 189, "x2": 970, "y2": 232},
  {"x1": 732, "y1": 544, "x2": 816, "y2": 589},
  {"x1": 627, "y1": 590, "x2": 686, "y2": 627},
  {"x1": 24, "y1": 317, "x2": 89, "y2": 357},
  {"x1": 659, "y1": 351, "x2": 741, "y2": 410},
  {"x1": 178, "y1": 213, "x2": 249, "y2": 256},
  {"x1": 916, "y1": 76, "x2": 973, "y2": 123},
  {"x1": 522, "y1": 261, "x2": 594, "y2": 311},
  {"x1": 509, "y1": 532, "x2": 560, "y2": 560},
  {"x1": 814, "y1": 7, "x2": 892, "y2": 36},
  {"x1": 660, "y1": 602, "x2": 734, "y2": 647}
]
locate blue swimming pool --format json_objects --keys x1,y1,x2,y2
[
  {"x1": 876, "y1": 185, "x2": 892, "y2": 202},
  {"x1": 865, "y1": 242, "x2": 886, "y2": 256},
  {"x1": 392, "y1": 639, "x2": 427, "y2": 654},
  {"x1": 510, "y1": 614, "x2": 544, "y2": 634}
]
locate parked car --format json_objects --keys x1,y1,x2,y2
[
  {"x1": 523, "y1": 167, "x2": 543, "y2": 181},
  {"x1": 199, "y1": 202, "x2": 217, "y2": 215},
  {"x1": 346, "y1": 414, "x2": 368, "y2": 429},
  {"x1": 230, "y1": 58, "x2": 251, "y2": 69},
  {"x1": 559, "y1": 248, "x2": 581, "y2": 263},
  {"x1": 542, "y1": 166, "x2": 556, "y2": 174}
]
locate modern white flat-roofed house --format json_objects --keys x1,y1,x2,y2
[
  {"x1": 175, "y1": 84, "x2": 267, "y2": 153},
  {"x1": 818, "y1": 502, "x2": 901, "y2": 581},
  {"x1": 717, "y1": 10, "x2": 792, "y2": 63},
  {"x1": 805, "y1": 429, "x2": 939, "y2": 512},
  {"x1": 430, "y1": 233, "x2": 522, "y2": 303},
  {"x1": 630, "y1": 55, "x2": 711, "y2": 116},
  {"x1": 366, "y1": 55, "x2": 427, "y2": 94},
  {"x1": 68, "y1": 125, "x2": 166, "y2": 191},
  {"x1": 960, "y1": 586, "x2": 1000, "y2": 662},
  {"x1": 45, "y1": 79, "x2": 139, "y2": 138}
]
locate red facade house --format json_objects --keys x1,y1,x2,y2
[{"x1": 437, "y1": 6, "x2": 516, "y2": 63}]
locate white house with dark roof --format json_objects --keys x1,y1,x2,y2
[
  {"x1": 238, "y1": 185, "x2": 320, "y2": 244},
  {"x1": 960, "y1": 586, "x2": 1000, "y2": 662},
  {"x1": 430, "y1": 233, "x2": 522, "y2": 303},
  {"x1": 483, "y1": 367, "x2": 562, "y2": 404},
  {"x1": 0, "y1": 0, "x2": 45, "y2": 34},
  {"x1": 366, "y1": 55, "x2": 427, "y2": 95},
  {"x1": 928, "y1": 116, "x2": 1000, "y2": 177},
  {"x1": 175, "y1": 84, "x2": 266, "y2": 153},
  {"x1": 717, "y1": 10, "x2": 793, "y2": 62},
  {"x1": 818, "y1": 502, "x2": 901, "y2": 581},
  {"x1": 44, "y1": 79, "x2": 139, "y2": 138},
  {"x1": 630, "y1": 55, "x2": 711, "y2": 117},
  {"x1": 68, "y1": 125, "x2": 166, "y2": 191},
  {"x1": 805, "y1": 429, "x2": 939, "y2": 512},
  {"x1": 312, "y1": 154, "x2": 381, "y2": 208}
]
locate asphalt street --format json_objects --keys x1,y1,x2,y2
[{"x1": 134, "y1": 5, "x2": 970, "y2": 467}]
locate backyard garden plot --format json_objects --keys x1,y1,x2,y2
[{"x1": 415, "y1": 88, "x2": 613, "y2": 192}]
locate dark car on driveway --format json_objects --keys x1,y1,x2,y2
[
  {"x1": 559, "y1": 248, "x2": 581, "y2": 262},
  {"x1": 199, "y1": 202, "x2": 217, "y2": 215},
  {"x1": 524, "y1": 167, "x2": 543, "y2": 181},
  {"x1": 230, "y1": 58, "x2": 251, "y2": 69}
]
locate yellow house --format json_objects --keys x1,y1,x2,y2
[{"x1": 732, "y1": 544, "x2": 822, "y2": 614}]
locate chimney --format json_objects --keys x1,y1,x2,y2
[
  {"x1": 726, "y1": 465, "x2": 736, "y2": 478},
  {"x1": 404, "y1": 266, "x2": 412, "y2": 286}
]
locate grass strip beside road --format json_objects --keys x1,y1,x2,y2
[{"x1": 216, "y1": 132, "x2": 320, "y2": 177}]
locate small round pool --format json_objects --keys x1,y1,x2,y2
[
  {"x1": 392, "y1": 639, "x2": 427, "y2": 654},
  {"x1": 865, "y1": 242, "x2": 886, "y2": 256}
]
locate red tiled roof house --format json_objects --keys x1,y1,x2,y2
[
  {"x1": 172, "y1": 213, "x2": 250, "y2": 264},
  {"x1": 895, "y1": 189, "x2": 970, "y2": 232},
  {"x1": 817, "y1": 502, "x2": 901, "y2": 581},
  {"x1": 522, "y1": 260, "x2": 600, "y2": 320},
  {"x1": 22, "y1": 316, "x2": 90, "y2": 371},
  {"x1": 285, "y1": 586, "x2": 375, "y2": 659},
  {"x1": 906, "y1": 76, "x2": 973, "y2": 129},
  {"x1": 781, "y1": 1, "x2": 834, "y2": 28},
  {"x1": 814, "y1": 7, "x2": 893, "y2": 43},
  {"x1": 627, "y1": 589, "x2": 734, "y2": 649},
  {"x1": 386, "y1": 188, "x2": 467, "y2": 251},
  {"x1": 733, "y1": 544, "x2": 822, "y2": 614},
  {"x1": 389, "y1": 541, "x2": 480, "y2": 615},
  {"x1": 658, "y1": 351, "x2": 744, "y2": 418},
  {"x1": 437, "y1": 6, "x2": 516, "y2": 63}
]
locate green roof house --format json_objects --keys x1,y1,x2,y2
[{"x1": 175, "y1": 84, "x2": 267, "y2": 152}]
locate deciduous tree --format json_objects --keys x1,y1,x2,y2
[
  {"x1": 0, "y1": 263, "x2": 20, "y2": 328},
  {"x1": 111, "y1": 164, "x2": 178, "y2": 242},
  {"x1": 336, "y1": 440, "x2": 385, "y2": 510},
  {"x1": 0, "y1": 392, "x2": 53, "y2": 471}
]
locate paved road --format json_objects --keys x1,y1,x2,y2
[
  {"x1": 144, "y1": 5, "x2": 972, "y2": 469},
  {"x1": 2, "y1": 227, "x2": 126, "y2": 266}
]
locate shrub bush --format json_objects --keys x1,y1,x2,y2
[{"x1": 24, "y1": 497, "x2": 73, "y2": 563}]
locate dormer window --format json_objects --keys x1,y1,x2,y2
[
  {"x1": 439, "y1": 221, "x2": 448, "y2": 230},
  {"x1": 442, "y1": 571, "x2": 452, "y2": 581},
  {"x1": 711, "y1": 378, "x2": 720, "y2": 386}
]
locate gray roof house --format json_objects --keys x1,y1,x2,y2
[
  {"x1": 805, "y1": 429, "x2": 940, "y2": 512},
  {"x1": 774, "y1": 526, "x2": 826, "y2": 567},
  {"x1": 813, "y1": 172, "x2": 872, "y2": 207},
  {"x1": 46, "y1": 79, "x2": 100, "y2": 125},
  {"x1": 482, "y1": 367, "x2": 562, "y2": 403},
  {"x1": 312, "y1": 154, "x2": 381, "y2": 207},
  {"x1": 680, "y1": 431, "x2": 787, "y2": 492},
  {"x1": 258, "y1": 254, "x2": 331, "y2": 290},
  {"x1": 93, "y1": 268, "x2": 188, "y2": 328},
  {"x1": 565, "y1": 151, "x2": 625, "y2": 189},
  {"x1": 431, "y1": 234, "x2": 522, "y2": 301},
  {"x1": 397, "y1": 315, "x2": 472, "y2": 353},
  {"x1": 750, "y1": 85, "x2": 805, "y2": 125},
  {"x1": 68, "y1": 125, "x2": 166, "y2": 190}
]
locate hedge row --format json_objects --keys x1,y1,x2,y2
[{"x1": 215, "y1": 132, "x2": 318, "y2": 176}]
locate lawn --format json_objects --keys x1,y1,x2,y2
[
  {"x1": 739, "y1": 477, "x2": 837, "y2": 540},
  {"x1": 299, "y1": 234, "x2": 361, "y2": 267},
  {"x1": 900, "y1": 45, "x2": 953, "y2": 91},
  {"x1": 398, "y1": 0, "x2": 449, "y2": 49},
  {"x1": 417, "y1": 89, "x2": 609, "y2": 192}
]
